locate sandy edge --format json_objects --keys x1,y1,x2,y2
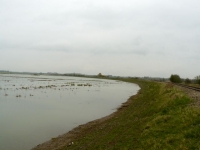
[{"x1": 31, "y1": 88, "x2": 141, "y2": 150}]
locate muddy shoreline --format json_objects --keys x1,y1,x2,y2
[{"x1": 31, "y1": 89, "x2": 141, "y2": 150}]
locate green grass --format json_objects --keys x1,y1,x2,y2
[{"x1": 61, "y1": 79, "x2": 200, "y2": 150}]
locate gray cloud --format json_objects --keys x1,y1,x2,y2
[{"x1": 0, "y1": 0, "x2": 200, "y2": 78}]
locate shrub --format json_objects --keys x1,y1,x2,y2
[
  {"x1": 170, "y1": 74, "x2": 182, "y2": 83},
  {"x1": 197, "y1": 80, "x2": 200, "y2": 85},
  {"x1": 185, "y1": 78, "x2": 191, "y2": 84},
  {"x1": 194, "y1": 76, "x2": 200, "y2": 84}
]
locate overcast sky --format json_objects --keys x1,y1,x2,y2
[{"x1": 0, "y1": 0, "x2": 200, "y2": 78}]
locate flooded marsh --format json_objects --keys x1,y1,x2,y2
[{"x1": 0, "y1": 74, "x2": 140, "y2": 150}]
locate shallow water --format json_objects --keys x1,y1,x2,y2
[{"x1": 0, "y1": 74, "x2": 140, "y2": 150}]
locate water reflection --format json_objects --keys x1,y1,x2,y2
[{"x1": 0, "y1": 74, "x2": 140, "y2": 150}]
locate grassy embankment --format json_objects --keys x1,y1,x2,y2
[{"x1": 61, "y1": 79, "x2": 200, "y2": 150}]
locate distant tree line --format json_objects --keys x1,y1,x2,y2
[{"x1": 169, "y1": 74, "x2": 200, "y2": 84}]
